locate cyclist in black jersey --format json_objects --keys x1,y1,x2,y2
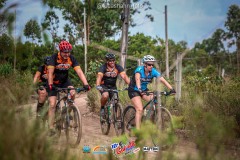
[
  {"x1": 33, "y1": 56, "x2": 50, "y2": 118},
  {"x1": 96, "y1": 53, "x2": 130, "y2": 117},
  {"x1": 47, "y1": 40, "x2": 90, "y2": 134}
]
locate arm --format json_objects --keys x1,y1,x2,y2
[
  {"x1": 96, "y1": 72, "x2": 103, "y2": 86},
  {"x1": 74, "y1": 67, "x2": 89, "y2": 85},
  {"x1": 135, "y1": 73, "x2": 141, "y2": 89},
  {"x1": 33, "y1": 71, "x2": 41, "y2": 84},
  {"x1": 159, "y1": 76, "x2": 173, "y2": 90},
  {"x1": 119, "y1": 72, "x2": 130, "y2": 85}
]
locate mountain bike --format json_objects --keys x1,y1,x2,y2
[
  {"x1": 100, "y1": 88, "x2": 127, "y2": 136},
  {"x1": 123, "y1": 91, "x2": 174, "y2": 147},
  {"x1": 54, "y1": 87, "x2": 86, "y2": 148}
]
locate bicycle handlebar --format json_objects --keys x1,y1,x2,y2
[
  {"x1": 56, "y1": 87, "x2": 86, "y2": 93},
  {"x1": 102, "y1": 87, "x2": 128, "y2": 93},
  {"x1": 141, "y1": 91, "x2": 171, "y2": 96}
]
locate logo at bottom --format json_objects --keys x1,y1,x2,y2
[
  {"x1": 82, "y1": 145, "x2": 91, "y2": 153},
  {"x1": 92, "y1": 146, "x2": 108, "y2": 154}
]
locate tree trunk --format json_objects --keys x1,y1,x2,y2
[
  {"x1": 86, "y1": 0, "x2": 91, "y2": 45},
  {"x1": 237, "y1": 39, "x2": 240, "y2": 75}
]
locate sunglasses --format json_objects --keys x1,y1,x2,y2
[{"x1": 146, "y1": 63, "x2": 154, "y2": 67}]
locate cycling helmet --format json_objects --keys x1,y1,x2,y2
[
  {"x1": 44, "y1": 56, "x2": 51, "y2": 65},
  {"x1": 105, "y1": 53, "x2": 116, "y2": 60},
  {"x1": 59, "y1": 40, "x2": 72, "y2": 52},
  {"x1": 142, "y1": 55, "x2": 156, "y2": 63}
]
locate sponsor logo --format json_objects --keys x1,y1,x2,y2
[
  {"x1": 143, "y1": 146, "x2": 159, "y2": 152},
  {"x1": 92, "y1": 145, "x2": 108, "y2": 154},
  {"x1": 111, "y1": 140, "x2": 140, "y2": 158},
  {"x1": 82, "y1": 145, "x2": 91, "y2": 153}
]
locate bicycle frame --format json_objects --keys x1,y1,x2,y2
[
  {"x1": 129, "y1": 91, "x2": 168, "y2": 123},
  {"x1": 104, "y1": 89, "x2": 119, "y2": 123}
]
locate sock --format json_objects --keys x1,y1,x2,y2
[{"x1": 101, "y1": 106, "x2": 104, "y2": 110}]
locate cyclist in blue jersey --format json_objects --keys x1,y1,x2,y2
[{"x1": 128, "y1": 55, "x2": 176, "y2": 129}]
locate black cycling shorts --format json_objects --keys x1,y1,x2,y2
[
  {"x1": 47, "y1": 79, "x2": 73, "y2": 97},
  {"x1": 128, "y1": 88, "x2": 149, "y2": 99},
  {"x1": 100, "y1": 85, "x2": 117, "y2": 100}
]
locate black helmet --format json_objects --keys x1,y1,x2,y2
[
  {"x1": 105, "y1": 53, "x2": 115, "y2": 60},
  {"x1": 44, "y1": 56, "x2": 51, "y2": 65}
]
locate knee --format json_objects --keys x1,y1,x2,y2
[
  {"x1": 136, "y1": 108, "x2": 143, "y2": 114},
  {"x1": 102, "y1": 94, "x2": 109, "y2": 100},
  {"x1": 48, "y1": 102, "x2": 56, "y2": 110}
]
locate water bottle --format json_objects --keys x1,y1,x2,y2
[{"x1": 108, "y1": 104, "x2": 112, "y2": 116}]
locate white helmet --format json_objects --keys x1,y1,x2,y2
[{"x1": 142, "y1": 55, "x2": 156, "y2": 63}]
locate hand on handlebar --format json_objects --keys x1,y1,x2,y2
[
  {"x1": 83, "y1": 85, "x2": 91, "y2": 91},
  {"x1": 167, "y1": 88, "x2": 176, "y2": 95}
]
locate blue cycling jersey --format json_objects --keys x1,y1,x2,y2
[{"x1": 129, "y1": 66, "x2": 161, "y2": 91}]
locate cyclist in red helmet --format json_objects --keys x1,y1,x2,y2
[{"x1": 47, "y1": 40, "x2": 90, "y2": 136}]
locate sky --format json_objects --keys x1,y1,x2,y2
[{"x1": 3, "y1": 0, "x2": 240, "y2": 49}]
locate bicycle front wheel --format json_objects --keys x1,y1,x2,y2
[
  {"x1": 123, "y1": 106, "x2": 136, "y2": 135},
  {"x1": 100, "y1": 106, "x2": 110, "y2": 135},
  {"x1": 64, "y1": 105, "x2": 82, "y2": 148},
  {"x1": 113, "y1": 103, "x2": 124, "y2": 136},
  {"x1": 152, "y1": 107, "x2": 173, "y2": 147}
]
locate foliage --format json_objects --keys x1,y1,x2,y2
[
  {"x1": 0, "y1": 72, "x2": 75, "y2": 160},
  {"x1": 0, "y1": 62, "x2": 12, "y2": 76},
  {"x1": 0, "y1": 33, "x2": 14, "y2": 62},
  {"x1": 43, "y1": 0, "x2": 153, "y2": 43},
  {"x1": 224, "y1": 4, "x2": 240, "y2": 74},
  {"x1": 24, "y1": 19, "x2": 41, "y2": 43},
  {"x1": 41, "y1": 10, "x2": 60, "y2": 52},
  {"x1": 86, "y1": 87, "x2": 101, "y2": 113},
  {"x1": 86, "y1": 60, "x2": 102, "y2": 86}
]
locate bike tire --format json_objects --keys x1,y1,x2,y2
[
  {"x1": 100, "y1": 106, "x2": 110, "y2": 135},
  {"x1": 114, "y1": 103, "x2": 124, "y2": 136},
  {"x1": 55, "y1": 101, "x2": 63, "y2": 137},
  {"x1": 152, "y1": 107, "x2": 173, "y2": 147},
  {"x1": 123, "y1": 106, "x2": 136, "y2": 135},
  {"x1": 65, "y1": 105, "x2": 82, "y2": 148}
]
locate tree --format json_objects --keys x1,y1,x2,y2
[
  {"x1": 224, "y1": 4, "x2": 240, "y2": 74},
  {"x1": 24, "y1": 19, "x2": 41, "y2": 44},
  {"x1": 42, "y1": 0, "x2": 153, "y2": 44},
  {"x1": 41, "y1": 10, "x2": 59, "y2": 51},
  {"x1": 0, "y1": 33, "x2": 14, "y2": 62}
]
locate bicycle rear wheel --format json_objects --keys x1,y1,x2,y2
[
  {"x1": 123, "y1": 106, "x2": 136, "y2": 135},
  {"x1": 64, "y1": 105, "x2": 82, "y2": 148},
  {"x1": 100, "y1": 106, "x2": 110, "y2": 135},
  {"x1": 113, "y1": 103, "x2": 124, "y2": 136},
  {"x1": 152, "y1": 107, "x2": 173, "y2": 147}
]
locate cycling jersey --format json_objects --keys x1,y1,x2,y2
[
  {"x1": 98, "y1": 63, "x2": 124, "y2": 86},
  {"x1": 37, "y1": 65, "x2": 48, "y2": 85},
  {"x1": 48, "y1": 52, "x2": 80, "y2": 84},
  {"x1": 129, "y1": 66, "x2": 161, "y2": 91}
]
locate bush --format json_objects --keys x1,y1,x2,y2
[{"x1": 0, "y1": 63, "x2": 13, "y2": 76}]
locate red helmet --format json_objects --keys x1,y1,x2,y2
[{"x1": 59, "y1": 40, "x2": 72, "y2": 52}]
